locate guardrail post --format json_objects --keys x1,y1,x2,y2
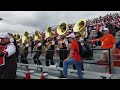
[{"x1": 108, "y1": 48, "x2": 112, "y2": 74}]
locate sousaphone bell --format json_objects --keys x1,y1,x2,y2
[
  {"x1": 57, "y1": 23, "x2": 68, "y2": 35},
  {"x1": 73, "y1": 18, "x2": 88, "y2": 38},
  {"x1": 45, "y1": 27, "x2": 52, "y2": 38},
  {"x1": 34, "y1": 31, "x2": 42, "y2": 41}
]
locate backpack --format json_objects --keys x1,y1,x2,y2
[{"x1": 75, "y1": 41, "x2": 92, "y2": 59}]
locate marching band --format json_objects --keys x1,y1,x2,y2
[{"x1": 0, "y1": 13, "x2": 119, "y2": 79}]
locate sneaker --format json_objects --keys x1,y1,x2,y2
[
  {"x1": 59, "y1": 75, "x2": 67, "y2": 79},
  {"x1": 59, "y1": 77, "x2": 67, "y2": 79}
]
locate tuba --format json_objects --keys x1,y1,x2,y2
[
  {"x1": 56, "y1": 23, "x2": 68, "y2": 49},
  {"x1": 57, "y1": 23, "x2": 68, "y2": 35},
  {"x1": 22, "y1": 31, "x2": 30, "y2": 44},
  {"x1": 73, "y1": 18, "x2": 88, "y2": 38},
  {"x1": 16, "y1": 34, "x2": 22, "y2": 45},
  {"x1": 33, "y1": 31, "x2": 42, "y2": 41},
  {"x1": 45, "y1": 27, "x2": 53, "y2": 38}
]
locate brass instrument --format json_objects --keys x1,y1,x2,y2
[
  {"x1": 45, "y1": 41, "x2": 52, "y2": 50},
  {"x1": 73, "y1": 18, "x2": 88, "y2": 38},
  {"x1": 22, "y1": 31, "x2": 30, "y2": 44},
  {"x1": 16, "y1": 34, "x2": 22, "y2": 45},
  {"x1": 33, "y1": 31, "x2": 42, "y2": 41},
  {"x1": 57, "y1": 23, "x2": 68, "y2": 35},
  {"x1": 13, "y1": 34, "x2": 17, "y2": 39},
  {"x1": 56, "y1": 23, "x2": 68, "y2": 49},
  {"x1": 45, "y1": 27, "x2": 53, "y2": 38}
]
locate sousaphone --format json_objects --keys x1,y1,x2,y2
[
  {"x1": 22, "y1": 31, "x2": 30, "y2": 44},
  {"x1": 73, "y1": 18, "x2": 88, "y2": 38},
  {"x1": 45, "y1": 27, "x2": 52, "y2": 38},
  {"x1": 34, "y1": 31, "x2": 42, "y2": 41},
  {"x1": 16, "y1": 34, "x2": 22, "y2": 45},
  {"x1": 57, "y1": 23, "x2": 68, "y2": 35}
]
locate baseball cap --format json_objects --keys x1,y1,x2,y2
[
  {"x1": 0, "y1": 33, "x2": 10, "y2": 39},
  {"x1": 102, "y1": 28, "x2": 109, "y2": 32},
  {"x1": 66, "y1": 32, "x2": 75, "y2": 38}
]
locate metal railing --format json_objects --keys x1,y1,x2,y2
[{"x1": 18, "y1": 48, "x2": 112, "y2": 73}]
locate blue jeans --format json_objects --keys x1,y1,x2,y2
[{"x1": 63, "y1": 58, "x2": 83, "y2": 79}]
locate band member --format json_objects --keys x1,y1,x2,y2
[
  {"x1": 33, "y1": 40, "x2": 42, "y2": 65},
  {"x1": 45, "y1": 38, "x2": 54, "y2": 66},
  {"x1": 0, "y1": 33, "x2": 17, "y2": 79},
  {"x1": 30, "y1": 36, "x2": 34, "y2": 55},
  {"x1": 20, "y1": 41, "x2": 29, "y2": 64},
  {"x1": 58, "y1": 36, "x2": 68, "y2": 67}
]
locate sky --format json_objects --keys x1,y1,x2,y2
[{"x1": 0, "y1": 11, "x2": 120, "y2": 35}]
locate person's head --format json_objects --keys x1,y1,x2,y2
[
  {"x1": 74, "y1": 32, "x2": 81, "y2": 40},
  {"x1": 66, "y1": 33, "x2": 75, "y2": 43},
  {"x1": 75, "y1": 32, "x2": 81, "y2": 37},
  {"x1": 60, "y1": 35, "x2": 64, "y2": 40},
  {"x1": 118, "y1": 31, "x2": 120, "y2": 37},
  {"x1": 0, "y1": 33, "x2": 11, "y2": 45},
  {"x1": 102, "y1": 28, "x2": 109, "y2": 35}
]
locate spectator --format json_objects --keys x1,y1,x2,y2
[
  {"x1": 91, "y1": 28, "x2": 116, "y2": 73},
  {"x1": 62, "y1": 33, "x2": 83, "y2": 79},
  {"x1": 0, "y1": 33, "x2": 17, "y2": 79}
]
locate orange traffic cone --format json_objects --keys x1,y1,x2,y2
[
  {"x1": 40, "y1": 73, "x2": 46, "y2": 79},
  {"x1": 40, "y1": 72, "x2": 48, "y2": 79},
  {"x1": 26, "y1": 72, "x2": 31, "y2": 79}
]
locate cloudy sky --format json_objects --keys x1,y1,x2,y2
[{"x1": 0, "y1": 11, "x2": 120, "y2": 35}]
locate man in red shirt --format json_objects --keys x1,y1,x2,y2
[{"x1": 63, "y1": 33, "x2": 83, "y2": 79}]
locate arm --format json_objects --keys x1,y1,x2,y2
[
  {"x1": 112, "y1": 43, "x2": 116, "y2": 51},
  {"x1": 64, "y1": 49, "x2": 74, "y2": 61},
  {"x1": 111, "y1": 36, "x2": 116, "y2": 52},
  {"x1": 3, "y1": 44, "x2": 16, "y2": 57},
  {"x1": 64, "y1": 42, "x2": 75, "y2": 61},
  {"x1": 91, "y1": 38, "x2": 100, "y2": 42},
  {"x1": 66, "y1": 49, "x2": 74, "y2": 59}
]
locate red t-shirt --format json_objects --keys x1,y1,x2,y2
[{"x1": 70, "y1": 41, "x2": 82, "y2": 62}]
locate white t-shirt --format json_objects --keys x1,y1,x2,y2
[
  {"x1": 10, "y1": 37, "x2": 14, "y2": 43},
  {"x1": 52, "y1": 40, "x2": 55, "y2": 45},
  {"x1": 5, "y1": 43, "x2": 16, "y2": 57}
]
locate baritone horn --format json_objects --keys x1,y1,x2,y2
[
  {"x1": 73, "y1": 18, "x2": 88, "y2": 38},
  {"x1": 57, "y1": 23, "x2": 68, "y2": 35}
]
